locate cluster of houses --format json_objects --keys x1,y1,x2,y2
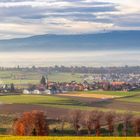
[
  {"x1": 23, "y1": 81, "x2": 85, "y2": 95},
  {"x1": 22, "y1": 80, "x2": 140, "y2": 94},
  {"x1": 0, "y1": 76, "x2": 140, "y2": 95},
  {"x1": 86, "y1": 73, "x2": 140, "y2": 84}
]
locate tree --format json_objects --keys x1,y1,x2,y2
[
  {"x1": 10, "y1": 83, "x2": 15, "y2": 93},
  {"x1": 59, "y1": 115, "x2": 66, "y2": 136},
  {"x1": 69, "y1": 110, "x2": 82, "y2": 135},
  {"x1": 118, "y1": 123, "x2": 124, "y2": 136},
  {"x1": 40, "y1": 76, "x2": 46, "y2": 86},
  {"x1": 123, "y1": 113, "x2": 133, "y2": 136},
  {"x1": 83, "y1": 111, "x2": 93, "y2": 135},
  {"x1": 133, "y1": 117, "x2": 140, "y2": 136},
  {"x1": 93, "y1": 111, "x2": 103, "y2": 136},
  {"x1": 28, "y1": 84, "x2": 36, "y2": 91},
  {"x1": 105, "y1": 112, "x2": 115, "y2": 136},
  {"x1": 12, "y1": 110, "x2": 49, "y2": 136},
  {"x1": 85, "y1": 110, "x2": 103, "y2": 136}
]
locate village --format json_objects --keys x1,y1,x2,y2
[{"x1": 0, "y1": 75, "x2": 140, "y2": 95}]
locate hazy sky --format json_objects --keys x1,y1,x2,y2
[
  {"x1": 0, "y1": 0, "x2": 140, "y2": 39},
  {"x1": 0, "y1": 1, "x2": 139, "y2": 67},
  {"x1": 0, "y1": 51, "x2": 140, "y2": 67}
]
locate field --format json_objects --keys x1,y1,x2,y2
[
  {"x1": 83, "y1": 91, "x2": 138, "y2": 96},
  {"x1": 118, "y1": 94, "x2": 140, "y2": 103},
  {"x1": 0, "y1": 90, "x2": 140, "y2": 135},
  {"x1": 0, "y1": 71, "x2": 84, "y2": 84},
  {"x1": 0, "y1": 91, "x2": 139, "y2": 113},
  {"x1": 58, "y1": 91, "x2": 138, "y2": 98}
]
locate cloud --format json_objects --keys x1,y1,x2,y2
[
  {"x1": 0, "y1": 51, "x2": 140, "y2": 67},
  {"x1": 0, "y1": 0, "x2": 139, "y2": 39}
]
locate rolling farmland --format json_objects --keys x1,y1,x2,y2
[{"x1": 0, "y1": 91, "x2": 140, "y2": 135}]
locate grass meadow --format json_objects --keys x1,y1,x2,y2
[
  {"x1": 0, "y1": 71, "x2": 84, "y2": 84},
  {"x1": 70, "y1": 91, "x2": 138, "y2": 97}
]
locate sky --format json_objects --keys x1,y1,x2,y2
[
  {"x1": 0, "y1": 51, "x2": 140, "y2": 67},
  {"x1": 0, "y1": 0, "x2": 140, "y2": 67},
  {"x1": 0, "y1": 0, "x2": 140, "y2": 39}
]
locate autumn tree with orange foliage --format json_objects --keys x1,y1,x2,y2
[{"x1": 12, "y1": 110, "x2": 49, "y2": 136}]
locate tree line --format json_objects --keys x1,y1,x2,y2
[
  {"x1": 12, "y1": 110, "x2": 140, "y2": 136},
  {"x1": 1, "y1": 65, "x2": 140, "y2": 74}
]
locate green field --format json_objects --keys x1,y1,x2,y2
[
  {"x1": 0, "y1": 92, "x2": 140, "y2": 112},
  {"x1": 0, "y1": 95, "x2": 85, "y2": 107},
  {"x1": 48, "y1": 73, "x2": 83, "y2": 82},
  {"x1": 0, "y1": 71, "x2": 84, "y2": 84},
  {"x1": 0, "y1": 95, "x2": 109, "y2": 111},
  {"x1": 118, "y1": 94, "x2": 140, "y2": 103},
  {"x1": 75, "y1": 91, "x2": 138, "y2": 97}
]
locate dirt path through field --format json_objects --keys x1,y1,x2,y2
[
  {"x1": 58, "y1": 93, "x2": 119, "y2": 99},
  {"x1": 57, "y1": 94, "x2": 140, "y2": 112}
]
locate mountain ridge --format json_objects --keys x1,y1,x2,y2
[{"x1": 0, "y1": 30, "x2": 139, "y2": 52}]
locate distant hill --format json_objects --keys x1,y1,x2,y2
[{"x1": 0, "y1": 30, "x2": 139, "y2": 52}]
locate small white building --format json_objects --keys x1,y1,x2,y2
[
  {"x1": 43, "y1": 89, "x2": 52, "y2": 95},
  {"x1": 32, "y1": 90, "x2": 40, "y2": 94},
  {"x1": 23, "y1": 89, "x2": 54, "y2": 95},
  {"x1": 43, "y1": 90, "x2": 52, "y2": 95},
  {"x1": 23, "y1": 89, "x2": 31, "y2": 94}
]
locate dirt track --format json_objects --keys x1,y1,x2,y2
[
  {"x1": 58, "y1": 93, "x2": 118, "y2": 99},
  {"x1": 56, "y1": 93, "x2": 140, "y2": 112},
  {"x1": 57, "y1": 94, "x2": 140, "y2": 112}
]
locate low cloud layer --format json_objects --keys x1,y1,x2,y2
[
  {"x1": 0, "y1": 51, "x2": 140, "y2": 67},
  {"x1": 0, "y1": 0, "x2": 140, "y2": 39}
]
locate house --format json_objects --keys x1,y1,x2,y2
[
  {"x1": 32, "y1": 90, "x2": 40, "y2": 94},
  {"x1": 43, "y1": 90, "x2": 52, "y2": 95},
  {"x1": 23, "y1": 89, "x2": 31, "y2": 94}
]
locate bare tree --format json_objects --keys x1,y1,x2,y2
[
  {"x1": 83, "y1": 110, "x2": 103, "y2": 136},
  {"x1": 133, "y1": 117, "x2": 140, "y2": 136},
  {"x1": 105, "y1": 111, "x2": 115, "y2": 136},
  {"x1": 83, "y1": 111, "x2": 94, "y2": 135},
  {"x1": 59, "y1": 115, "x2": 67, "y2": 136},
  {"x1": 92, "y1": 110, "x2": 103, "y2": 136},
  {"x1": 113, "y1": 113, "x2": 123, "y2": 136},
  {"x1": 123, "y1": 113, "x2": 133, "y2": 136},
  {"x1": 69, "y1": 110, "x2": 82, "y2": 135}
]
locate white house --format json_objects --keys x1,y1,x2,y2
[
  {"x1": 43, "y1": 89, "x2": 52, "y2": 95},
  {"x1": 23, "y1": 89, "x2": 31, "y2": 94},
  {"x1": 32, "y1": 90, "x2": 40, "y2": 94}
]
